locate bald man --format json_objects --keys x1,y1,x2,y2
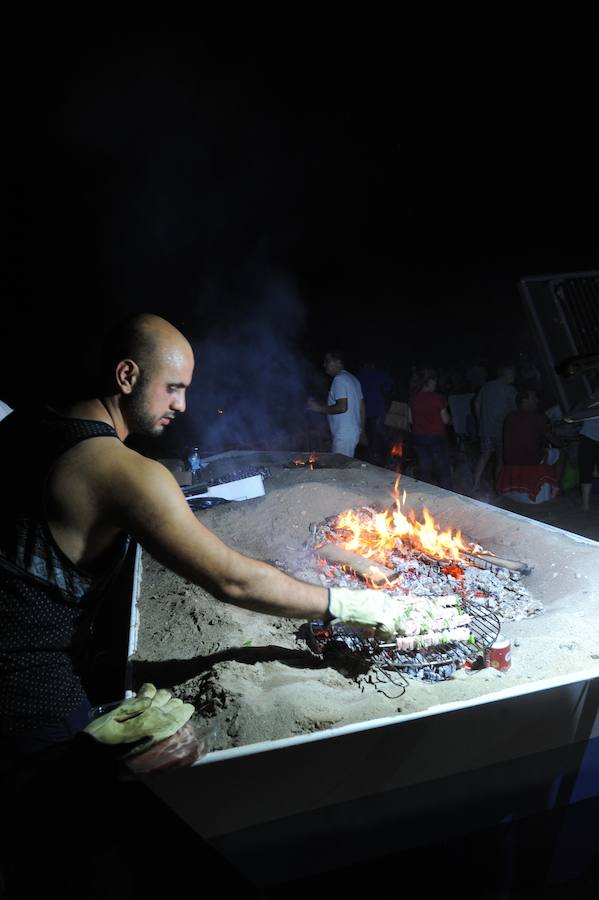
[{"x1": 0, "y1": 313, "x2": 397, "y2": 762}]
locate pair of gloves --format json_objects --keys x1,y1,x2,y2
[{"x1": 327, "y1": 586, "x2": 404, "y2": 635}]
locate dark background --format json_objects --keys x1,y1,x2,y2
[
  {"x1": 2, "y1": 9, "x2": 598, "y2": 893},
  {"x1": 4, "y1": 2, "x2": 598, "y2": 450}
]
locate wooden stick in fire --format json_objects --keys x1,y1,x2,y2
[
  {"x1": 462, "y1": 551, "x2": 532, "y2": 575},
  {"x1": 317, "y1": 542, "x2": 400, "y2": 587}
]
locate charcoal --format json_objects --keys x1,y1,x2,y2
[
  {"x1": 309, "y1": 506, "x2": 542, "y2": 624},
  {"x1": 302, "y1": 505, "x2": 540, "y2": 682}
]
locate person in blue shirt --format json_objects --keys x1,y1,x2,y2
[{"x1": 357, "y1": 359, "x2": 394, "y2": 466}]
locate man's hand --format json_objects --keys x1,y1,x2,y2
[
  {"x1": 306, "y1": 397, "x2": 322, "y2": 413},
  {"x1": 328, "y1": 587, "x2": 401, "y2": 635},
  {"x1": 123, "y1": 722, "x2": 208, "y2": 775},
  {"x1": 85, "y1": 683, "x2": 194, "y2": 750}
]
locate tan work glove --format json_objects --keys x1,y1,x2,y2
[
  {"x1": 327, "y1": 587, "x2": 400, "y2": 635},
  {"x1": 84, "y1": 683, "x2": 194, "y2": 751}
]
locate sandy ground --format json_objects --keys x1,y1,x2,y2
[{"x1": 132, "y1": 452, "x2": 599, "y2": 753}]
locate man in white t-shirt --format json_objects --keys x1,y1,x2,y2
[{"x1": 307, "y1": 351, "x2": 366, "y2": 457}]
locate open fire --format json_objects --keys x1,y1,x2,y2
[
  {"x1": 313, "y1": 477, "x2": 532, "y2": 592},
  {"x1": 328, "y1": 477, "x2": 482, "y2": 569},
  {"x1": 304, "y1": 477, "x2": 541, "y2": 682}
]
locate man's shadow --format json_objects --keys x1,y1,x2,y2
[{"x1": 130, "y1": 643, "x2": 328, "y2": 694}]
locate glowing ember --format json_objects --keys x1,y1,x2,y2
[
  {"x1": 326, "y1": 478, "x2": 486, "y2": 574},
  {"x1": 293, "y1": 453, "x2": 318, "y2": 470},
  {"x1": 442, "y1": 563, "x2": 464, "y2": 580},
  {"x1": 391, "y1": 442, "x2": 403, "y2": 457}
]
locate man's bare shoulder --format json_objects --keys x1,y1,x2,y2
[{"x1": 52, "y1": 436, "x2": 179, "y2": 508}]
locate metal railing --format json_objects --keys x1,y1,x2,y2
[{"x1": 518, "y1": 271, "x2": 599, "y2": 422}]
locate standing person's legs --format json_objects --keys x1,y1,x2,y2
[
  {"x1": 431, "y1": 437, "x2": 453, "y2": 490},
  {"x1": 413, "y1": 435, "x2": 434, "y2": 484},
  {"x1": 373, "y1": 415, "x2": 389, "y2": 466},
  {"x1": 473, "y1": 435, "x2": 495, "y2": 491},
  {"x1": 332, "y1": 431, "x2": 359, "y2": 458},
  {"x1": 365, "y1": 417, "x2": 377, "y2": 463},
  {"x1": 579, "y1": 434, "x2": 599, "y2": 511},
  {"x1": 493, "y1": 437, "x2": 504, "y2": 490}
]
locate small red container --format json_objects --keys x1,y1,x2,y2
[{"x1": 485, "y1": 635, "x2": 512, "y2": 671}]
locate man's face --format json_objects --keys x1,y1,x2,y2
[
  {"x1": 125, "y1": 348, "x2": 194, "y2": 437},
  {"x1": 323, "y1": 355, "x2": 341, "y2": 377}
]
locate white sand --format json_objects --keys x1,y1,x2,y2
[{"x1": 133, "y1": 455, "x2": 599, "y2": 752}]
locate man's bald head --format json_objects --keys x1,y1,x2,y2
[
  {"x1": 100, "y1": 313, "x2": 195, "y2": 437},
  {"x1": 100, "y1": 313, "x2": 193, "y2": 390}
]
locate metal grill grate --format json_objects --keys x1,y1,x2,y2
[{"x1": 302, "y1": 600, "x2": 500, "y2": 689}]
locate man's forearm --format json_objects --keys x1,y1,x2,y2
[
  {"x1": 312, "y1": 401, "x2": 346, "y2": 414},
  {"x1": 220, "y1": 552, "x2": 329, "y2": 618}
]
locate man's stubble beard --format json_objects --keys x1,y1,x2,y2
[{"x1": 125, "y1": 377, "x2": 166, "y2": 438}]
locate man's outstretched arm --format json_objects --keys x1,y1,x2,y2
[
  {"x1": 98, "y1": 446, "x2": 407, "y2": 635},
  {"x1": 107, "y1": 451, "x2": 330, "y2": 619}
]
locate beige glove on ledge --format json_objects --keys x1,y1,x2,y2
[
  {"x1": 327, "y1": 587, "x2": 400, "y2": 635},
  {"x1": 85, "y1": 683, "x2": 194, "y2": 750}
]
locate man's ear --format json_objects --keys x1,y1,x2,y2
[{"x1": 115, "y1": 359, "x2": 140, "y2": 395}]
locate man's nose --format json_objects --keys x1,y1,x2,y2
[{"x1": 171, "y1": 392, "x2": 186, "y2": 413}]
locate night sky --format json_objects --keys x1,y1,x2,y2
[{"x1": 5, "y1": 3, "x2": 598, "y2": 434}]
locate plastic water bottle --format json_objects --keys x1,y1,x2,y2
[{"x1": 188, "y1": 447, "x2": 203, "y2": 483}]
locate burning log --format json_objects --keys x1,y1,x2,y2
[
  {"x1": 317, "y1": 542, "x2": 400, "y2": 587},
  {"x1": 462, "y1": 552, "x2": 531, "y2": 576}
]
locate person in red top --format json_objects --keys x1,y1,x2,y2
[
  {"x1": 497, "y1": 387, "x2": 564, "y2": 501},
  {"x1": 409, "y1": 367, "x2": 452, "y2": 489},
  {"x1": 503, "y1": 388, "x2": 562, "y2": 466}
]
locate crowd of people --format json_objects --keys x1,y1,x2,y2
[{"x1": 307, "y1": 351, "x2": 598, "y2": 510}]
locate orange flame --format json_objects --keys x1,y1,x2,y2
[
  {"x1": 329, "y1": 480, "x2": 478, "y2": 572},
  {"x1": 391, "y1": 442, "x2": 403, "y2": 457}
]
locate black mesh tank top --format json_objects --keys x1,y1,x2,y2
[{"x1": 0, "y1": 406, "x2": 130, "y2": 735}]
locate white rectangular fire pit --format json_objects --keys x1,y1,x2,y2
[{"x1": 127, "y1": 452, "x2": 599, "y2": 887}]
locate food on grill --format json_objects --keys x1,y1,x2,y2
[
  {"x1": 308, "y1": 500, "x2": 527, "y2": 680},
  {"x1": 390, "y1": 594, "x2": 473, "y2": 649},
  {"x1": 396, "y1": 627, "x2": 471, "y2": 652}
]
